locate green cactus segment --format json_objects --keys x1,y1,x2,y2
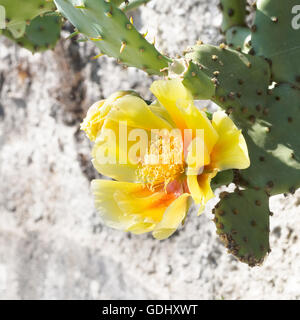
[
  {"x1": 214, "y1": 189, "x2": 270, "y2": 267},
  {"x1": 184, "y1": 44, "x2": 299, "y2": 196},
  {"x1": 54, "y1": 0, "x2": 170, "y2": 75},
  {"x1": 121, "y1": 0, "x2": 152, "y2": 12},
  {"x1": 219, "y1": 0, "x2": 247, "y2": 33},
  {"x1": 0, "y1": 0, "x2": 55, "y2": 38},
  {"x1": 225, "y1": 26, "x2": 251, "y2": 53},
  {"x1": 182, "y1": 60, "x2": 216, "y2": 100},
  {"x1": 3, "y1": 14, "x2": 61, "y2": 53},
  {"x1": 211, "y1": 170, "x2": 234, "y2": 190},
  {"x1": 236, "y1": 84, "x2": 300, "y2": 195},
  {"x1": 184, "y1": 44, "x2": 271, "y2": 122},
  {"x1": 252, "y1": 0, "x2": 300, "y2": 87}
]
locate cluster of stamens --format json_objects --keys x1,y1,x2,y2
[{"x1": 136, "y1": 132, "x2": 185, "y2": 191}]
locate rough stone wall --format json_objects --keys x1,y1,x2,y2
[{"x1": 0, "y1": 0, "x2": 299, "y2": 300}]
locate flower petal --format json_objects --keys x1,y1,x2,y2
[
  {"x1": 91, "y1": 180, "x2": 142, "y2": 230},
  {"x1": 80, "y1": 100, "x2": 105, "y2": 141},
  {"x1": 150, "y1": 79, "x2": 192, "y2": 129},
  {"x1": 177, "y1": 99, "x2": 219, "y2": 153},
  {"x1": 92, "y1": 158, "x2": 138, "y2": 182},
  {"x1": 152, "y1": 193, "x2": 191, "y2": 240},
  {"x1": 108, "y1": 95, "x2": 173, "y2": 130},
  {"x1": 211, "y1": 111, "x2": 250, "y2": 170},
  {"x1": 92, "y1": 180, "x2": 179, "y2": 236},
  {"x1": 114, "y1": 188, "x2": 176, "y2": 224},
  {"x1": 148, "y1": 100, "x2": 176, "y2": 128},
  {"x1": 127, "y1": 222, "x2": 156, "y2": 234},
  {"x1": 92, "y1": 119, "x2": 142, "y2": 182},
  {"x1": 81, "y1": 91, "x2": 136, "y2": 141},
  {"x1": 187, "y1": 175, "x2": 202, "y2": 204},
  {"x1": 187, "y1": 169, "x2": 217, "y2": 208},
  {"x1": 186, "y1": 135, "x2": 210, "y2": 176},
  {"x1": 197, "y1": 171, "x2": 217, "y2": 205}
]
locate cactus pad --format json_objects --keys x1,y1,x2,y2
[
  {"x1": 211, "y1": 170, "x2": 234, "y2": 190},
  {"x1": 225, "y1": 26, "x2": 251, "y2": 53},
  {"x1": 0, "y1": 0, "x2": 55, "y2": 38},
  {"x1": 219, "y1": 0, "x2": 247, "y2": 32},
  {"x1": 214, "y1": 189, "x2": 270, "y2": 267},
  {"x1": 184, "y1": 43, "x2": 271, "y2": 120},
  {"x1": 252, "y1": 0, "x2": 300, "y2": 87},
  {"x1": 3, "y1": 14, "x2": 62, "y2": 53},
  {"x1": 54, "y1": 0, "x2": 170, "y2": 75},
  {"x1": 236, "y1": 84, "x2": 300, "y2": 195}
]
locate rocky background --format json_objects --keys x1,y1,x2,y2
[{"x1": 0, "y1": 0, "x2": 299, "y2": 299}]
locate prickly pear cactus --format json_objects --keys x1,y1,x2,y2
[
  {"x1": 179, "y1": 0, "x2": 300, "y2": 266},
  {"x1": 214, "y1": 189, "x2": 270, "y2": 267},
  {"x1": 53, "y1": 0, "x2": 170, "y2": 74},
  {"x1": 0, "y1": 0, "x2": 55, "y2": 38},
  {"x1": 2, "y1": 14, "x2": 62, "y2": 53},
  {"x1": 219, "y1": 0, "x2": 247, "y2": 32},
  {"x1": 251, "y1": 0, "x2": 300, "y2": 85},
  {"x1": 1, "y1": 0, "x2": 298, "y2": 267},
  {"x1": 50, "y1": 0, "x2": 298, "y2": 266}
]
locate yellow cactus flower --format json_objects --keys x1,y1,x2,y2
[{"x1": 81, "y1": 79, "x2": 250, "y2": 240}]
